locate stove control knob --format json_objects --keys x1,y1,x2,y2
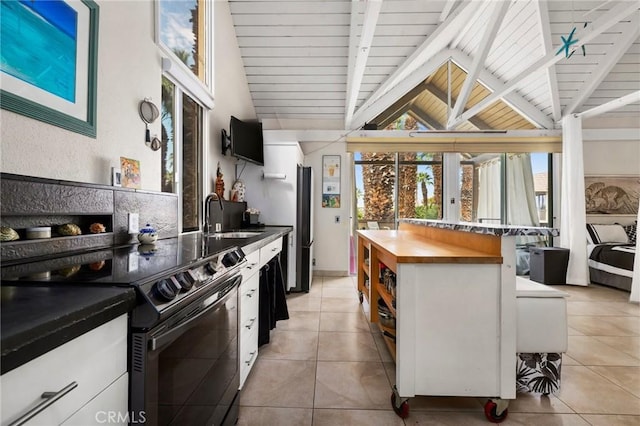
[
  {"x1": 222, "y1": 251, "x2": 240, "y2": 267},
  {"x1": 205, "y1": 261, "x2": 218, "y2": 275},
  {"x1": 154, "y1": 278, "x2": 177, "y2": 301},
  {"x1": 175, "y1": 271, "x2": 195, "y2": 291}
]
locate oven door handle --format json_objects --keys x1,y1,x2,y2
[{"x1": 150, "y1": 275, "x2": 240, "y2": 351}]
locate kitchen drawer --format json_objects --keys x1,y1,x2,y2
[
  {"x1": 239, "y1": 326, "x2": 259, "y2": 389},
  {"x1": 241, "y1": 301, "x2": 259, "y2": 336},
  {"x1": 1, "y1": 315, "x2": 127, "y2": 426},
  {"x1": 241, "y1": 250, "x2": 260, "y2": 281},
  {"x1": 61, "y1": 373, "x2": 128, "y2": 425},
  {"x1": 259, "y1": 238, "x2": 282, "y2": 268},
  {"x1": 240, "y1": 273, "x2": 259, "y2": 326}
]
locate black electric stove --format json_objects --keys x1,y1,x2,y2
[{"x1": 0, "y1": 234, "x2": 246, "y2": 329}]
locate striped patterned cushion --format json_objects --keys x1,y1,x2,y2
[{"x1": 623, "y1": 223, "x2": 636, "y2": 244}]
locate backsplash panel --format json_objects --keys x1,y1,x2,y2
[
  {"x1": 0, "y1": 173, "x2": 178, "y2": 261},
  {"x1": 114, "y1": 191, "x2": 178, "y2": 245}
]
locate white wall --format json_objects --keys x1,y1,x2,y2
[
  {"x1": 0, "y1": 0, "x2": 255, "y2": 195},
  {"x1": 582, "y1": 136, "x2": 640, "y2": 225},
  {"x1": 302, "y1": 141, "x2": 351, "y2": 275},
  {"x1": 210, "y1": 0, "x2": 256, "y2": 195}
]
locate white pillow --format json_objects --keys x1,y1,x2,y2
[{"x1": 586, "y1": 224, "x2": 629, "y2": 244}]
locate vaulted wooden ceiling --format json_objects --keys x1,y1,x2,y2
[{"x1": 229, "y1": 0, "x2": 640, "y2": 129}]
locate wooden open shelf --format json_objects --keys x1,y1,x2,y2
[
  {"x1": 376, "y1": 283, "x2": 396, "y2": 317},
  {"x1": 377, "y1": 322, "x2": 397, "y2": 362}
]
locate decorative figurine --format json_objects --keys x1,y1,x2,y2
[
  {"x1": 138, "y1": 223, "x2": 158, "y2": 244},
  {"x1": 215, "y1": 162, "x2": 225, "y2": 199},
  {"x1": 89, "y1": 223, "x2": 106, "y2": 233},
  {"x1": 58, "y1": 223, "x2": 82, "y2": 236},
  {"x1": 232, "y1": 179, "x2": 246, "y2": 202}
]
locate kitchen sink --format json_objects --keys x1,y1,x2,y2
[{"x1": 210, "y1": 231, "x2": 262, "y2": 239}]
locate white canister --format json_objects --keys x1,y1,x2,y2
[{"x1": 26, "y1": 226, "x2": 51, "y2": 239}]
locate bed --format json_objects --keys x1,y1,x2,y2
[{"x1": 587, "y1": 223, "x2": 636, "y2": 292}]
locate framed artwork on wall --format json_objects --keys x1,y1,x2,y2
[
  {"x1": 120, "y1": 157, "x2": 141, "y2": 189},
  {"x1": 585, "y1": 175, "x2": 640, "y2": 215},
  {"x1": 0, "y1": 0, "x2": 99, "y2": 137},
  {"x1": 322, "y1": 155, "x2": 341, "y2": 208}
]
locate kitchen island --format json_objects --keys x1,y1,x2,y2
[{"x1": 357, "y1": 219, "x2": 557, "y2": 420}]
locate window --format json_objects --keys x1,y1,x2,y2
[
  {"x1": 158, "y1": 1, "x2": 212, "y2": 233},
  {"x1": 459, "y1": 152, "x2": 551, "y2": 226},
  {"x1": 398, "y1": 153, "x2": 442, "y2": 221},
  {"x1": 354, "y1": 152, "x2": 443, "y2": 229},
  {"x1": 158, "y1": 0, "x2": 208, "y2": 84},
  {"x1": 161, "y1": 77, "x2": 204, "y2": 233}
]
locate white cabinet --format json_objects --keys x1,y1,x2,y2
[
  {"x1": 61, "y1": 373, "x2": 128, "y2": 426},
  {"x1": 238, "y1": 239, "x2": 283, "y2": 389},
  {"x1": 259, "y1": 237, "x2": 282, "y2": 268},
  {"x1": 239, "y1": 250, "x2": 260, "y2": 389},
  {"x1": 1, "y1": 315, "x2": 128, "y2": 426}
]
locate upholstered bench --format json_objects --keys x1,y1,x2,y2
[{"x1": 515, "y1": 276, "x2": 569, "y2": 395}]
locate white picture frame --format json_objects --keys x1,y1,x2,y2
[{"x1": 112, "y1": 167, "x2": 122, "y2": 187}]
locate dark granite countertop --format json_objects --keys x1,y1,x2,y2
[
  {"x1": 1, "y1": 285, "x2": 136, "y2": 375},
  {"x1": 0, "y1": 227, "x2": 292, "y2": 375},
  {"x1": 206, "y1": 226, "x2": 292, "y2": 254}
]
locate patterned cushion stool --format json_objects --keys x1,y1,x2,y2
[{"x1": 515, "y1": 277, "x2": 569, "y2": 395}]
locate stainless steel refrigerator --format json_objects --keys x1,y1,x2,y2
[{"x1": 295, "y1": 165, "x2": 314, "y2": 292}]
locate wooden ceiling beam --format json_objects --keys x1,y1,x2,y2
[
  {"x1": 579, "y1": 90, "x2": 640, "y2": 120},
  {"x1": 350, "y1": 1, "x2": 480, "y2": 128},
  {"x1": 351, "y1": 50, "x2": 451, "y2": 129},
  {"x1": 439, "y1": 0, "x2": 460, "y2": 23},
  {"x1": 449, "y1": 1, "x2": 639, "y2": 128},
  {"x1": 378, "y1": 103, "x2": 411, "y2": 130},
  {"x1": 424, "y1": 83, "x2": 491, "y2": 130},
  {"x1": 448, "y1": 1, "x2": 510, "y2": 129},
  {"x1": 448, "y1": 50, "x2": 553, "y2": 129},
  {"x1": 536, "y1": 0, "x2": 561, "y2": 124},
  {"x1": 372, "y1": 81, "x2": 431, "y2": 127},
  {"x1": 564, "y1": 14, "x2": 640, "y2": 116},
  {"x1": 345, "y1": 0, "x2": 383, "y2": 128},
  {"x1": 408, "y1": 106, "x2": 445, "y2": 130}
]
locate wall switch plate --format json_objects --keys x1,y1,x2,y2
[
  {"x1": 128, "y1": 213, "x2": 139, "y2": 234},
  {"x1": 334, "y1": 215, "x2": 340, "y2": 224}
]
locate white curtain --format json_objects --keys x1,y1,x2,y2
[
  {"x1": 477, "y1": 158, "x2": 502, "y2": 223},
  {"x1": 476, "y1": 154, "x2": 540, "y2": 227},
  {"x1": 560, "y1": 115, "x2": 589, "y2": 286},
  {"x1": 630, "y1": 205, "x2": 639, "y2": 303},
  {"x1": 507, "y1": 153, "x2": 540, "y2": 227}
]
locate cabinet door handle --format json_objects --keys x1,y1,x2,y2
[
  {"x1": 245, "y1": 288, "x2": 257, "y2": 298},
  {"x1": 245, "y1": 350, "x2": 257, "y2": 365},
  {"x1": 246, "y1": 262, "x2": 258, "y2": 270},
  {"x1": 9, "y1": 381, "x2": 78, "y2": 426},
  {"x1": 245, "y1": 317, "x2": 257, "y2": 330},
  {"x1": 271, "y1": 247, "x2": 278, "y2": 252}
]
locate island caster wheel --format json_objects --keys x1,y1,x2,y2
[
  {"x1": 391, "y1": 386, "x2": 409, "y2": 418},
  {"x1": 358, "y1": 291, "x2": 364, "y2": 304},
  {"x1": 484, "y1": 399, "x2": 508, "y2": 423}
]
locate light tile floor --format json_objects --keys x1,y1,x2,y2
[{"x1": 239, "y1": 276, "x2": 640, "y2": 425}]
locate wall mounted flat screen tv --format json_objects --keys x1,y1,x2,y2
[{"x1": 230, "y1": 116, "x2": 264, "y2": 166}]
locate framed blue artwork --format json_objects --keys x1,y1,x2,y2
[{"x1": 0, "y1": 0, "x2": 99, "y2": 137}]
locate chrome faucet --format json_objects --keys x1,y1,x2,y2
[{"x1": 204, "y1": 193, "x2": 223, "y2": 234}]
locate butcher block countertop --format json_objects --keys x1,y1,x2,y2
[{"x1": 356, "y1": 230, "x2": 503, "y2": 264}]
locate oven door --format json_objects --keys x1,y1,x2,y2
[{"x1": 131, "y1": 273, "x2": 241, "y2": 426}]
